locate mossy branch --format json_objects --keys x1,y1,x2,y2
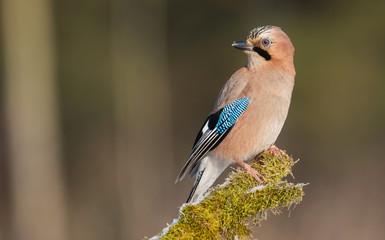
[{"x1": 149, "y1": 149, "x2": 305, "y2": 240}]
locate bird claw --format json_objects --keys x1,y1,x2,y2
[
  {"x1": 265, "y1": 145, "x2": 282, "y2": 156},
  {"x1": 234, "y1": 158, "x2": 263, "y2": 184},
  {"x1": 243, "y1": 164, "x2": 263, "y2": 183}
]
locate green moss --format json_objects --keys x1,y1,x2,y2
[{"x1": 151, "y1": 149, "x2": 305, "y2": 240}]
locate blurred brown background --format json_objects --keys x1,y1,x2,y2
[{"x1": 1, "y1": 0, "x2": 385, "y2": 239}]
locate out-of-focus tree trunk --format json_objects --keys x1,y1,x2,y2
[
  {"x1": 1, "y1": 0, "x2": 68, "y2": 240},
  {"x1": 110, "y1": 0, "x2": 174, "y2": 239}
]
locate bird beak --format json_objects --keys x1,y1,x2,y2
[{"x1": 232, "y1": 41, "x2": 254, "y2": 51}]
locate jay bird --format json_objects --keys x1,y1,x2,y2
[{"x1": 176, "y1": 26, "x2": 295, "y2": 203}]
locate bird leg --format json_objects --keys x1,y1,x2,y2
[
  {"x1": 234, "y1": 158, "x2": 263, "y2": 183},
  {"x1": 265, "y1": 145, "x2": 282, "y2": 156}
]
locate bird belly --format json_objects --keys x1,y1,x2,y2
[{"x1": 212, "y1": 98, "x2": 289, "y2": 162}]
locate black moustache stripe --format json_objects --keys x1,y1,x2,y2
[{"x1": 253, "y1": 47, "x2": 271, "y2": 61}]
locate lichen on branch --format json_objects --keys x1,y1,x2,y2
[{"x1": 149, "y1": 149, "x2": 305, "y2": 240}]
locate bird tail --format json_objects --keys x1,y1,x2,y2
[{"x1": 186, "y1": 155, "x2": 229, "y2": 203}]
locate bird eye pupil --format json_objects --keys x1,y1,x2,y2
[{"x1": 262, "y1": 39, "x2": 270, "y2": 46}]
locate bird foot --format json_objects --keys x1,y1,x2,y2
[
  {"x1": 265, "y1": 145, "x2": 282, "y2": 156},
  {"x1": 234, "y1": 158, "x2": 263, "y2": 183}
]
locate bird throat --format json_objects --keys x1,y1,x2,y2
[{"x1": 253, "y1": 47, "x2": 271, "y2": 61}]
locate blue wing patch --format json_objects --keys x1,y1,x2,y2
[
  {"x1": 176, "y1": 97, "x2": 250, "y2": 182},
  {"x1": 215, "y1": 97, "x2": 249, "y2": 134}
]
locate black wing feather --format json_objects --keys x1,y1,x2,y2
[
  {"x1": 176, "y1": 108, "x2": 231, "y2": 182},
  {"x1": 176, "y1": 97, "x2": 249, "y2": 183},
  {"x1": 192, "y1": 110, "x2": 222, "y2": 147}
]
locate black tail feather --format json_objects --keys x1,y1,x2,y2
[{"x1": 186, "y1": 169, "x2": 205, "y2": 203}]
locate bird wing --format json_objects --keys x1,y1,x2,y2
[{"x1": 176, "y1": 97, "x2": 249, "y2": 182}]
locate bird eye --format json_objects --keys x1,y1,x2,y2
[{"x1": 262, "y1": 38, "x2": 271, "y2": 47}]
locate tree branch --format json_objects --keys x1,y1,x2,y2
[{"x1": 149, "y1": 149, "x2": 305, "y2": 240}]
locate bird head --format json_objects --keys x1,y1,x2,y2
[{"x1": 232, "y1": 26, "x2": 295, "y2": 71}]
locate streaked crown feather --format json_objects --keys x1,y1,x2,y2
[{"x1": 247, "y1": 25, "x2": 276, "y2": 40}]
